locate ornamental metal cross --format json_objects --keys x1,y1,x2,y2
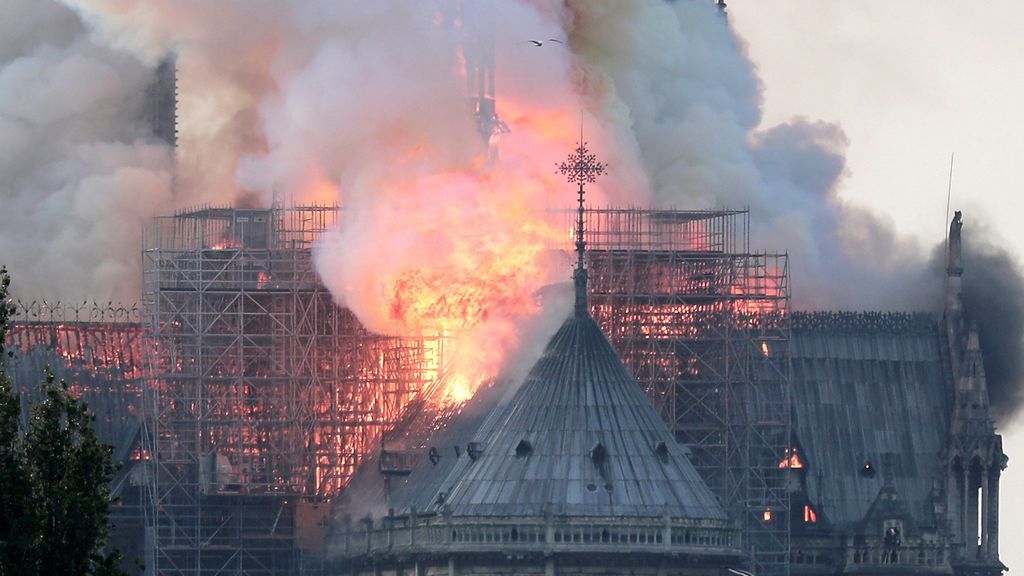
[
  {"x1": 558, "y1": 141, "x2": 607, "y2": 187},
  {"x1": 558, "y1": 138, "x2": 606, "y2": 317}
]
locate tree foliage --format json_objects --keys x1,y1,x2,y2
[
  {"x1": 0, "y1": 267, "x2": 127, "y2": 576},
  {"x1": 0, "y1": 267, "x2": 32, "y2": 575}
]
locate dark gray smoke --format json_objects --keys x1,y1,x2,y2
[
  {"x1": 561, "y1": 1, "x2": 939, "y2": 312},
  {"x1": 955, "y1": 227, "x2": 1024, "y2": 423}
]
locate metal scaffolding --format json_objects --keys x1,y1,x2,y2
[
  {"x1": 142, "y1": 206, "x2": 437, "y2": 576},
  {"x1": 577, "y1": 208, "x2": 792, "y2": 576},
  {"x1": 139, "y1": 204, "x2": 789, "y2": 575}
]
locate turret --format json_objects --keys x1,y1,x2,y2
[
  {"x1": 446, "y1": 2, "x2": 509, "y2": 158},
  {"x1": 952, "y1": 323, "x2": 995, "y2": 436},
  {"x1": 940, "y1": 211, "x2": 1006, "y2": 574}
]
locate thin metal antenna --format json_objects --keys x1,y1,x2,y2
[
  {"x1": 578, "y1": 113, "x2": 585, "y2": 272},
  {"x1": 580, "y1": 112, "x2": 584, "y2": 156},
  {"x1": 558, "y1": 120, "x2": 607, "y2": 317},
  {"x1": 944, "y1": 152, "x2": 955, "y2": 252}
]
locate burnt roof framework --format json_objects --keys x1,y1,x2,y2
[{"x1": 3, "y1": 302, "x2": 149, "y2": 574}]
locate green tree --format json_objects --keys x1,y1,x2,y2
[
  {"x1": 0, "y1": 266, "x2": 33, "y2": 575},
  {"x1": 0, "y1": 267, "x2": 127, "y2": 576}
]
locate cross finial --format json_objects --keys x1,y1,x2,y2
[
  {"x1": 558, "y1": 140, "x2": 607, "y2": 188},
  {"x1": 558, "y1": 133, "x2": 606, "y2": 317}
]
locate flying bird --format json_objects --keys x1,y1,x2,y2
[{"x1": 528, "y1": 38, "x2": 564, "y2": 47}]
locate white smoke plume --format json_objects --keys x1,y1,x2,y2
[
  {"x1": 54, "y1": 0, "x2": 945, "y2": 312},
  {"x1": 0, "y1": 0, "x2": 174, "y2": 303},
  {"x1": 47, "y1": 0, "x2": 590, "y2": 382}
]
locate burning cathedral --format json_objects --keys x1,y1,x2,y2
[
  {"x1": 0, "y1": 3, "x2": 1010, "y2": 576},
  {"x1": 6, "y1": 196, "x2": 1008, "y2": 576},
  {"x1": 318, "y1": 161, "x2": 1007, "y2": 576}
]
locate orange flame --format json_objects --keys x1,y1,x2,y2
[
  {"x1": 779, "y1": 447, "x2": 805, "y2": 469},
  {"x1": 803, "y1": 505, "x2": 817, "y2": 523},
  {"x1": 319, "y1": 167, "x2": 568, "y2": 412}
]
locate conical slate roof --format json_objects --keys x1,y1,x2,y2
[{"x1": 399, "y1": 311, "x2": 726, "y2": 520}]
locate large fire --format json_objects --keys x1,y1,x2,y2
[
  {"x1": 384, "y1": 189, "x2": 555, "y2": 333},
  {"x1": 315, "y1": 166, "x2": 571, "y2": 411},
  {"x1": 291, "y1": 2, "x2": 593, "y2": 415}
]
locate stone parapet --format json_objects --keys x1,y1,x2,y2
[{"x1": 334, "y1": 513, "x2": 740, "y2": 560}]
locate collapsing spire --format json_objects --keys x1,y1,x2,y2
[{"x1": 558, "y1": 134, "x2": 606, "y2": 317}]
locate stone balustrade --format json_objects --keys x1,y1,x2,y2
[
  {"x1": 336, "y1": 513, "x2": 739, "y2": 559},
  {"x1": 845, "y1": 544, "x2": 951, "y2": 571}
]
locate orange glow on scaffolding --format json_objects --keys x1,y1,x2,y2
[
  {"x1": 23, "y1": 207, "x2": 790, "y2": 505},
  {"x1": 143, "y1": 207, "x2": 440, "y2": 501}
]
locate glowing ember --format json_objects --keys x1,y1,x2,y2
[
  {"x1": 443, "y1": 373, "x2": 475, "y2": 404},
  {"x1": 778, "y1": 447, "x2": 805, "y2": 469},
  {"x1": 210, "y1": 231, "x2": 242, "y2": 251},
  {"x1": 803, "y1": 505, "x2": 817, "y2": 523}
]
